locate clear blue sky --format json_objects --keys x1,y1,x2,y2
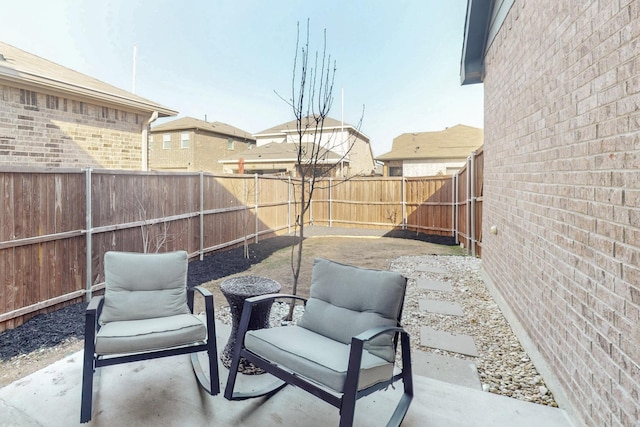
[{"x1": 1, "y1": 0, "x2": 483, "y2": 156}]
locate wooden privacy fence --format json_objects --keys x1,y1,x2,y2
[{"x1": 0, "y1": 153, "x2": 482, "y2": 331}]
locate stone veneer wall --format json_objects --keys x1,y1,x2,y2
[
  {"x1": 481, "y1": 1, "x2": 640, "y2": 426},
  {"x1": 0, "y1": 84, "x2": 149, "y2": 169}
]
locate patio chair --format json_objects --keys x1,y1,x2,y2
[
  {"x1": 224, "y1": 258, "x2": 413, "y2": 427},
  {"x1": 80, "y1": 250, "x2": 220, "y2": 423}
]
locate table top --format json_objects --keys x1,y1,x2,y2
[{"x1": 220, "y1": 275, "x2": 281, "y2": 297}]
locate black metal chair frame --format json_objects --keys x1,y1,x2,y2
[
  {"x1": 80, "y1": 286, "x2": 220, "y2": 423},
  {"x1": 224, "y1": 293, "x2": 413, "y2": 427}
]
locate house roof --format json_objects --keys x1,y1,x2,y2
[
  {"x1": 0, "y1": 41, "x2": 177, "y2": 117},
  {"x1": 376, "y1": 124, "x2": 483, "y2": 161},
  {"x1": 254, "y1": 116, "x2": 369, "y2": 142},
  {"x1": 219, "y1": 141, "x2": 342, "y2": 164},
  {"x1": 460, "y1": 0, "x2": 493, "y2": 85},
  {"x1": 151, "y1": 117, "x2": 255, "y2": 141}
]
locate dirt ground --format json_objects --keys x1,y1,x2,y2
[
  {"x1": 198, "y1": 234, "x2": 463, "y2": 313},
  {"x1": 0, "y1": 231, "x2": 463, "y2": 388}
]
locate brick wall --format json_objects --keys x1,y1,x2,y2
[
  {"x1": 481, "y1": 1, "x2": 639, "y2": 426},
  {"x1": 149, "y1": 130, "x2": 248, "y2": 173},
  {"x1": 0, "y1": 84, "x2": 148, "y2": 169}
]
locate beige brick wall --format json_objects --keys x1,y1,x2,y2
[
  {"x1": 149, "y1": 130, "x2": 248, "y2": 173},
  {"x1": 481, "y1": 1, "x2": 639, "y2": 426},
  {"x1": 0, "y1": 84, "x2": 148, "y2": 169}
]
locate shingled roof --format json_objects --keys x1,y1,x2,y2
[
  {"x1": 219, "y1": 141, "x2": 342, "y2": 164},
  {"x1": 376, "y1": 124, "x2": 483, "y2": 161},
  {"x1": 0, "y1": 41, "x2": 176, "y2": 117},
  {"x1": 151, "y1": 117, "x2": 254, "y2": 141},
  {"x1": 254, "y1": 116, "x2": 368, "y2": 141}
]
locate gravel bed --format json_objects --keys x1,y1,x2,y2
[
  {"x1": 215, "y1": 254, "x2": 558, "y2": 407},
  {"x1": 390, "y1": 255, "x2": 557, "y2": 407}
]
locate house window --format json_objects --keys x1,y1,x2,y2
[
  {"x1": 20, "y1": 89, "x2": 37, "y2": 106},
  {"x1": 72, "y1": 101, "x2": 84, "y2": 114},
  {"x1": 181, "y1": 132, "x2": 190, "y2": 149},
  {"x1": 388, "y1": 166, "x2": 403, "y2": 177},
  {"x1": 163, "y1": 134, "x2": 171, "y2": 149},
  {"x1": 46, "y1": 95, "x2": 59, "y2": 110},
  {"x1": 101, "y1": 107, "x2": 109, "y2": 119},
  {"x1": 227, "y1": 138, "x2": 234, "y2": 150}
]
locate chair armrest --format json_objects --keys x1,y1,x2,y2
[
  {"x1": 352, "y1": 325, "x2": 406, "y2": 344},
  {"x1": 86, "y1": 296, "x2": 104, "y2": 319},
  {"x1": 244, "y1": 293, "x2": 307, "y2": 306},
  {"x1": 187, "y1": 286, "x2": 214, "y2": 313},
  {"x1": 192, "y1": 286, "x2": 213, "y2": 298}
]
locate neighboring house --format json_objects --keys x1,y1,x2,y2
[
  {"x1": 221, "y1": 116, "x2": 374, "y2": 177},
  {"x1": 149, "y1": 117, "x2": 255, "y2": 174},
  {"x1": 462, "y1": 1, "x2": 638, "y2": 426},
  {"x1": 219, "y1": 141, "x2": 343, "y2": 176},
  {"x1": 0, "y1": 41, "x2": 176, "y2": 170},
  {"x1": 376, "y1": 124, "x2": 483, "y2": 177}
]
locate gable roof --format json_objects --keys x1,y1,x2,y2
[
  {"x1": 151, "y1": 117, "x2": 255, "y2": 141},
  {"x1": 0, "y1": 41, "x2": 177, "y2": 117},
  {"x1": 219, "y1": 141, "x2": 342, "y2": 164},
  {"x1": 254, "y1": 116, "x2": 369, "y2": 141},
  {"x1": 376, "y1": 124, "x2": 483, "y2": 161}
]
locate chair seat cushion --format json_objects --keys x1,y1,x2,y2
[
  {"x1": 245, "y1": 325, "x2": 394, "y2": 393},
  {"x1": 95, "y1": 314, "x2": 206, "y2": 355}
]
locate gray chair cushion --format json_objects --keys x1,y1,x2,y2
[
  {"x1": 99, "y1": 251, "x2": 190, "y2": 325},
  {"x1": 245, "y1": 325, "x2": 393, "y2": 393},
  {"x1": 297, "y1": 258, "x2": 406, "y2": 361},
  {"x1": 95, "y1": 314, "x2": 206, "y2": 355}
]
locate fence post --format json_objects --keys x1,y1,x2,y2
[
  {"x1": 329, "y1": 178, "x2": 332, "y2": 227},
  {"x1": 85, "y1": 167, "x2": 92, "y2": 301},
  {"x1": 470, "y1": 150, "x2": 477, "y2": 257},
  {"x1": 453, "y1": 174, "x2": 458, "y2": 243},
  {"x1": 288, "y1": 176, "x2": 292, "y2": 233},
  {"x1": 402, "y1": 176, "x2": 406, "y2": 230},
  {"x1": 199, "y1": 171, "x2": 204, "y2": 261},
  {"x1": 254, "y1": 174, "x2": 259, "y2": 243},
  {"x1": 466, "y1": 156, "x2": 472, "y2": 255}
]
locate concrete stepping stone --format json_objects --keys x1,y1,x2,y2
[
  {"x1": 419, "y1": 299, "x2": 464, "y2": 316},
  {"x1": 420, "y1": 327, "x2": 479, "y2": 357},
  {"x1": 412, "y1": 351, "x2": 481, "y2": 390},
  {"x1": 416, "y1": 278, "x2": 453, "y2": 292},
  {"x1": 414, "y1": 264, "x2": 448, "y2": 274}
]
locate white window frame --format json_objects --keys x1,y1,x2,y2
[
  {"x1": 181, "y1": 132, "x2": 190, "y2": 149},
  {"x1": 163, "y1": 134, "x2": 171, "y2": 149}
]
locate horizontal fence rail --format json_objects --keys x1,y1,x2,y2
[{"x1": 0, "y1": 154, "x2": 482, "y2": 331}]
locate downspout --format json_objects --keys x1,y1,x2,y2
[{"x1": 142, "y1": 111, "x2": 159, "y2": 171}]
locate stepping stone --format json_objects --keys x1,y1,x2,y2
[
  {"x1": 420, "y1": 327, "x2": 479, "y2": 357},
  {"x1": 419, "y1": 299, "x2": 465, "y2": 316},
  {"x1": 414, "y1": 264, "x2": 448, "y2": 274},
  {"x1": 412, "y1": 351, "x2": 481, "y2": 390},
  {"x1": 417, "y1": 278, "x2": 453, "y2": 292}
]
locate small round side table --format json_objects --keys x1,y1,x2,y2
[{"x1": 219, "y1": 275, "x2": 281, "y2": 374}]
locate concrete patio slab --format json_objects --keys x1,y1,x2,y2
[
  {"x1": 419, "y1": 299, "x2": 465, "y2": 316},
  {"x1": 416, "y1": 278, "x2": 453, "y2": 292},
  {"x1": 414, "y1": 264, "x2": 448, "y2": 274},
  {"x1": 0, "y1": 321, "x2": 575, "y2": 427},
  {"x1": 412, "y1": 351, "x2": 481, "y2": 390},
  {"x1": 420, "y1": 327, "x2": 480, "y2": 357}
]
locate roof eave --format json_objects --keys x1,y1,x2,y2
[
  {"x1": 460, "y1": 0, "x2": 493, "y2": 85},
  {"x1": 0, "y1": 67, "x2": 178, "y2": 117}
]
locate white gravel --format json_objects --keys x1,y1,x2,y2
[{"x1": 216, "y1": 254, "x2": 558, "y2": 407}]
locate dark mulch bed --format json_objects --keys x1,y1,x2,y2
[{"x1": 0, "y1": 231, "x2": 454, "y2": 361}]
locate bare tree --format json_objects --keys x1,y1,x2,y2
[{"x1": 279, "y1": 20, "x2": 364, "y2": 319}]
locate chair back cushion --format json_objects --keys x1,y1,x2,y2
[
  {"x1": 99, "y1": 251, "x2": 190, "y2": 325},
  {"x1": 297, "y1": 258, "x2": 406, "y2": 361}
]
